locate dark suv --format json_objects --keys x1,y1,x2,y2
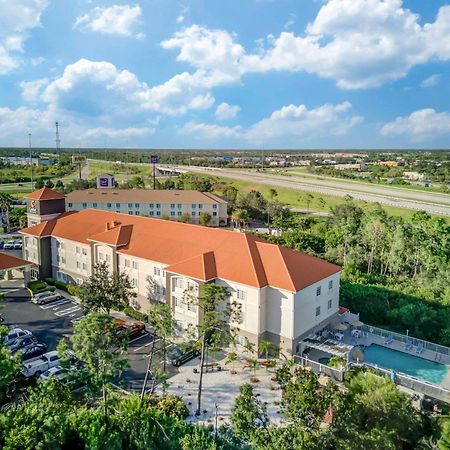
[{"x1": 167, "y1": 343, "x2": 200, "y2": 367}]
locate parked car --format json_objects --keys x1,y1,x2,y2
[
  {"x1": 167, "y1": 342, "x2": 200, "y2": 367},
  {"x1": 21, "y1": 350, "x2": 61, "y2": 378},
  {"x1": 16, "y1": 343, "x2": 48, "y2": 362},
  {"x1": 0, "y1": 241, "x2": 4, "y2": 249},
  {"x1": 8, "y1": 334, "x2": 37, "y2": 352},
  {"x1": 4, "y1": 328, "x2": 32, "y2": 347},
  {"x1": 39, "y1": 365, "x2": 72, "y2": 381},
  {"x1": 3, "y1": 242, "x2": 14, "y2": 250},
  {"x1": 13, "y1": 240, "x2": 22, "y2": 249},
  {"x1": 32, "y1": 291, "x2": 61, "y2": 305},
  {"x1": 115, "y1": 319, "x2": 146, "y2": 340}
]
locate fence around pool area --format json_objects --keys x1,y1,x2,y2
[
  {"x1": 293, "y1": 355, "x2": 345, "y2": 382},
  {"x1": 361, "y1": 324, "x2": 450, "y2": 357}
]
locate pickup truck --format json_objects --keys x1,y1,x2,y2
[{"x1": 21, "y1": 350, "x2": 61, "y2": 378}]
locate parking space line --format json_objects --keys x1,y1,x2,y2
[
  {"x1": 129, "y1": 332, "x2": 150, "y2": 345},
  {"x1": 55, "y1": 306, "x2": 81, "y2": 317},
  {"x1": 39, "y1": 299, "x2": 72, "y2": 309},
  {"x1": 134, "y1": 337, "x2": 159, "y2": 352}
]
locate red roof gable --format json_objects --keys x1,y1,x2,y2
[{"x1": 26, "y1": 187, "x2": 65, "y2": 201}]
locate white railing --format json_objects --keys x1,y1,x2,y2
[
  {"x1": 293, "y1": 355, "x2": 345, "y2": 382},
  {"x1": 358, "y1": 362, "x2": 450, "y2": 404},
  {"x1": 362, "y1": 324, "x2": 450, "y2": 356}
]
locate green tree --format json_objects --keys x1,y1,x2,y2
[
  {"x1": 178, "y1": 212, "x2": 190, "y2": 223},
  {"x1": 69, "y1": 313, "x2": 129, "y2": 419},
  {"x1": 304, "y1": 193, "x2": 314, "y2": 212},
  {"x1": 78, "y1": 261, "x2": 136, "y2": 315},
  {"x1": 45, "y1": 179, "x2": 54, "y2": 188},
  {"x1": 269, "y1": 188, "x2": 278, "y2": 200},
  {"x1": 259, "y1": 340, "x2": 272, "y2": 360},
  {"x1": 199, "y1": 211, "x2": 212, "y2": 226},
  {"x1": 0, "y1": 326, "x2": 20, "y2": 402},
  {"x1": 34, "y1": 178, "x2": 45, "y2": 189},
  {"x1": 0, "y1": 193, "x2": 13, "y2": 232},
  {"x1": 225, "y1": 351, "x2": 238, "y2": 373}
]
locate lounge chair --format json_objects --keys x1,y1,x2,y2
[
  {"x1": 404, "y1": 340, "x2": 413, "y2": 351},
  {"x1": 416, "y1": 342, "x2": 424, "y2": 354},
  {"x1": 384, "y1": 335, "x2": 393, "y2": 345}
]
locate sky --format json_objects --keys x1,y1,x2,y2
[{"x1": 1, "y1": 0, "x2": 450, "y2": 149}]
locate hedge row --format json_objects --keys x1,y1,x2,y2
[{"x1": 27, "y1": 280, "x2": 56, "y2": 295}]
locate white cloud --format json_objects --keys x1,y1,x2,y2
[
  {"x1": 176, "y1": 15, "x2": 184, "y2": 24},
  {"x1": 215, "y1": 102, "x2": 240, "y2": 120},
  {"x1": 420, "y1": 74, "x2": 441, "y2": 88},
  {"x1": 381, "y1": 108, "x2": 450, "y2": 141},
  {"x1": 180, "y1": 122, "x2": 242, "y2": 140},
  {"x1": 0, "y1": 0, "x2": 49, "y2": 74},
  {"x1": 30, "y1": 56, "x2": 46, "y2": 67},
  {"x1": 182, "y1": 101, "x2": 362, "y2": 143},
  {"x1": 20, "y1": 78, "x2": 49, "y2": 102},
  {"x1": 284, "y1": 13, "x2": 296, "y2": 30},
  {"x1": 79, "y1": 126, "x2": 154, "y2": 139},
  {"x1": 74, "y1": 4, "x2": 145, "y2": 39},
  {"x1": 162, "y1": 2, "x2": 450, "y2": 90}
]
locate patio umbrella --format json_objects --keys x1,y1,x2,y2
[
  {"x1": 350, "y1": 320, "x2": 364, "y2": 327},
  {"x1": 332, "y1": 323, "x2": 348, "y2": 331}
]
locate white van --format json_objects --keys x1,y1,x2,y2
[{"x1": 32, "y1": 291, "x2": 60, "y2": 305}]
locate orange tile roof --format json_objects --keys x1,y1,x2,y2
[
  {"x1": 26, "y1": 187, "x2": 65, "y2": 201},
  {"x1": 20, "y1": 209, "x2": 341, "y2": 292},
  {"x1": 0, "y1": 252, "x2": 35, "y2": 270}
]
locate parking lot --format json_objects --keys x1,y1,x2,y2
[{"x1": 1, "y1": 288, "x2": 163, "y2": 391}]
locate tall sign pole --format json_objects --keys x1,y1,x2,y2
[
  {"x1": 28, "y1": 133, "x2": 33, "y2": 190},
  {"x1": 151, "y1": 154, "x2": 158, "y2": 189}
]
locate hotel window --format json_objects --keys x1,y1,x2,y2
[
  {"x1": 328, "y1": 299, "x2": 332, "y2": 310},
  {"x1": 82, "y1": 248, "x2": 87, "y2": 256},
  {"x1": 68, "y1": 203, "x2": 73, "y2": 208},
  {"x1": 149, "y1": 211, "x2": 154, "y2": 216},
  {"x1": 128, "y1": 203, "x2": 132, "y2": 208},
  {"x1": 316, "y1": 286, "x2": 321, "y2": 296},
  {"x1": 129, "y1": 211, "x2": 133, "y2": 215},
  {"x1": 76, "y1": 246, "x2": 80, "y2": 254},
  {"x1": 82, "y1": 263, "x2": 87, "y2": 271},
  {"x1": 192, "y1": 204, "x2": 196, "y2": 208},
  {"x1": 125, "y1": 259, "x2": 130, "y2": 268},
  {"x1": 213, "y1": 212, "x2": 217, "y2": 216},
  {"x1": 76, "y1": 261, "x2": 81, "y2": 269},
  {"x1": 328, "y1": 280, "x2": 333, "y2": 290},
  {"x1": 177, "y1": 204, "x2": 182, "y2": 209},
  {"x1": 132, "y1": 278, "x2": 138, "y2": 288},
  {"x1": 170, "y1": 203, "x2": 175, "y2": 208},
  {"x1": 198, "y1": 204, "x2": 203, "y2": 209},
  {"x1": 135, "y1": 211, "x2": 140, "y2": 215},
  {"x1": 61, "y1": 257, "x2": 66, "y2": 265},
  {"x1": 213, "y1": 204, "x2": 217, "y2": 209},
  {"x1": 107, "y1": 203, "x2": 112, "y2": 208},
  {"x1": 116, "y1": 203, "x2": 120, "y2": 208},
  {"x1": 135, "y1": 203, "x2": 139, "y2": 208},
  {"x1": 316, "y1": 306, "x2": 321, "y2": 317},
  {"x1": 175, "y1": 278, "x2": 184, "y2": 289},
  {"x1": 82, "y1": 203, "x2": 87, "y2": 208},
  {"x1": 177, "y1": 211, "x2": 182, "y2": 216},
  {"x1": 132, "y1": 261, "x2": 139, "y2": 270},
  {"x1": 156, "y1": 203, "x2": 160, "y2": 209},
  {"x1": 170, "y1": 211, "x2": 175, "y2": 216},
  {"x1": 236, "y1": 289, "x2": 246, "y2": 301},
  {"x1": 105, "y1": 254, "x2": 111, "y2": 262},
  {"x1": 57, "y1": 255, "x2": 60, "y2": 263},
  {"x1": 154, "y1": 266, "x2": 161, "y2": 276},
  {"x1": 93, "y1": 203, "x2": 97, "y2": 208},
  {"x1": 149, "y1": 203, "x2": 154, "y2": 208},
  {"x1": 187, "y1": 303, "x2": 196, "y2": 312},
  {"x1": 156, "y1": 211, "x2": 161, "y2": 216},
  {"x1": 98, "y1": 252, "x2": 104, "y2": 261},
  {"x1": 192, "y1": 211, "x2": 196, "y2": 216}
]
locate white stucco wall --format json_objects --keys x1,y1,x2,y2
[{"x1": 264, "y1": 288, "x2": 294, "y2": 339}]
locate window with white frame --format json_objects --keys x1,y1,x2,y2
[
  {"x1": 76, "y1": 246, "x2": 80, "y2": 254},
  {"x1": 328, "y1": 299, "x2": 332, "y2": 310},
  {"x1": 236, "y1": 289, "x2": 246, "y2": 301},
  {"x1": 105, "y1": 254, "x2": 111, "y2": 262},
  {"x1": 98, "y1": 252, "x2": 104, "y2": 261},
  {"x1": 82, "y1": 263, "x2": 87, "y2": 271},
  {"x1": 125, "y1": 259, "x2": 130, "y2": 268},
  {"x1": 316, "y1": 286, "x2": 321, "y2": 296},
  {"x1": 61, "y1": 257, "x2": 66, "y2": 265},
  {"x1": 328, "y1": 280, "x2": 333, "y2": 290},
  {"x1": 82, "y1": 248, "x2": 87, "y2": 256},
  {"x1": 132, "y1": 261, "x2": 139, "y2": 270},
  {"x1": 132, "y1": 278, "x2": 138, "y2": 288},
  {"x1": 76, "y1": 261, "x2": 81, "y2": 269},
  {"x1": 175, "y1": 278, "x2": 184, "y2": 289},
  {"x1": 316, "y1": 306, "x2": 321, "y2": 317},
  {"x1": 154, "y1": 266, "x2": 161, "y2": 276}
]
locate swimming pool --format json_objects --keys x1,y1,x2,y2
[{"x1": 362, "y1": 344, "x2": 448, "y2": 385}]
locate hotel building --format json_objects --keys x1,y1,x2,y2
[{"x1": 21, "y1": 187, "x2": 341, "y2": 355}]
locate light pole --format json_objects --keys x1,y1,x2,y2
[{"x1": 28, "y1": 133, "x2": 33, "y2": 190}]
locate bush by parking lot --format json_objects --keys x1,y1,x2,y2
[{"x1": 27, "y1": 280, "x2": 55, "y2": 295}]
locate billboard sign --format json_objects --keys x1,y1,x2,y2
[
  {"x1": 223, "y1": 156, "x2": 233, "y2": 162},
  {"x1": 150, "y1": 154, "x2": 158, "y2": 164},
  {"x1": 99, "y1": 177, "x2": 110, "y2": 187},
  {"x1": 72, "y1": 155, "x2": 86, "y2": 163}
]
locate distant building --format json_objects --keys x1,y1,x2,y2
[
  {"x1": 334, "y1": 162, "x2": 366, "y2": 171},
  {"x1": 378, "y1": 161, "x2": 399, "y2": 167},
  {"x1": 403, "y1": 171, "x2": 427, "y2": 182}
]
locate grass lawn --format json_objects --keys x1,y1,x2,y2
[
  {"x1": 209, "y1": 175, "x2": 442, "y2": 221},
  {"x1": 88, "y1": 161, "x2": 152, "y2": 183}
]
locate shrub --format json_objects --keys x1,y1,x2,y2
[
  {"x1": 67, "y1": 285, "x2": 81, "y2": 297},
  {"x1": 123, "y1": 306, "x2": 148, "y2": 323},
  {"x1": 27, "y1": 280, "x2": 55, "y2": 294},
  {"x1": 149, "y1": 395, "x2": 188, "y2": 420},
  {"x1": 45, "y1": 277, "x2": 69, "y2": 292}
]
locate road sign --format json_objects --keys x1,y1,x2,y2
[
  {"x1": 72, "y1": 155, "x2": 86, "y2": 163},
  {"x1": 150, "y1": 155, "x2": 158, "y2": 164}
]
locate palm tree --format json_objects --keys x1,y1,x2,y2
[
  {"x1": 244, "y1": 340, "x2": 256, "y2": 357},
  {"x1": 0, "y1": 193, "x2": 14, "y2": 232},
  {"x1": 259, "y1": 340, "x2": 272, "y2": 361},
  {"x1": 304, "y1": 193, "x2": 314, "y2": 212},
  {"x1": 245, "y1": 358, "x2": 259, "y2": 377},
  {"x1": 225, "y1": 351, "x2": 238, "y2": 374}
]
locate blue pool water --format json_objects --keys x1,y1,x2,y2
[{"x1": 362, "y1": 344, "x2": 448, "y2": 385}]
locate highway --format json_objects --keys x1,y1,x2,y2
[{"x1": 178, "y1": 166, "x2": 450, "y2": 216}]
